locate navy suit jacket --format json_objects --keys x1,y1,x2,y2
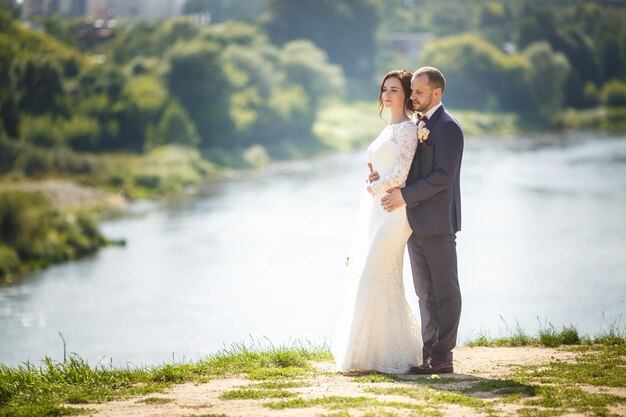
[{"x1": 401, "y1": 105, "x2": 463, "y2": 236}]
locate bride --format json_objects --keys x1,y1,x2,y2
[{"x1": 332, "y1": 70, "x2": 423, "y2": 374}]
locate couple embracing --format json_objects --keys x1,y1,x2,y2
[{"x1": 332, "y1": 67, "x2": 463, "y2": 375}]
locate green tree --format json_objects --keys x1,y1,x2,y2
[
  {"x1": 419, "y1": 33, "x2": 530, "y2": 112},
  {"x1": 280, "y1": 40, "x2": 345, "y2": 108},
  {"x1": 523, "y1": 42, "x2": 571, "y2": 120},
  {"x1": 0, "y1": 1, "x2": 19, "y2": 18},
  {"x1": 149, "y1": 100, "x2": 200, "y2": 147},
  {"x1": 266, "y1": 0, "x2": 379, "y2": 84},
  {"x1": 514, "y1": 6, "x2": 600, "y2": 108},
  {"x1": 109, "y1": 19, "x2": 198, "y2": 64},
  {"x1": 165, "y1": 40, "x2": 232, "y2": 147},
  {"x1": 13, "y1": 54, "x2": 65, "y2": 115},
  {"x1": 79, "y1": 63, "x2": 125, "y2": 101},
  {"x1": 221, "y1": 43, "x2": 278, "y2": 140},
  {"x1": 122, "y1": 74, "x2": 168, "y2": 123},
  {"x1": 0, "y1": 31, "x2": 18, "y2": 137},
  {"x1": 601, "y1": 80, "x2": 626, "y2": 107}
]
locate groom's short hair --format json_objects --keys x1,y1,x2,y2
[{"x1": 414, "y1": 67, "x2": 446, "y2": 94}]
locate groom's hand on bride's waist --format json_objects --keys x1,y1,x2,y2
[{"x1": 381, "y1": 188, "x2": 405, "y2": 212}]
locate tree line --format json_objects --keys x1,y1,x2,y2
[
  {"x1": 378, "y1": 0, "x2": 626, "y2": 121},
  {"x1": 1, "y1": 0, "x2": 626, "y2": 179},
  {"x1": 0, "y1": 9, "x2": 346, "y2": 177}
]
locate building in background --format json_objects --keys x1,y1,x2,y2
[
  {"x1": 112, "y1": 0, "x2": 185, "y2": 21},
  {"x1": 20, "y1": 0, "x2": 184, "y2": 21},
  {"x1": 21, "y1": 0, "x2": 86, "y2": 19}
]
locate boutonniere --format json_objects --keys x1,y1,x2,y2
[{"x1": 417, "y1": 127, "x2": 430, "y2": 147}]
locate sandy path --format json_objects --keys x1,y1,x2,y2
[{"x1": 77, "y1": 346, "x2": 622, "y2": 417}]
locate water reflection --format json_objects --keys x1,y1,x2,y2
[{"x1": 1, "y1": 133, "x2": 625, "y2": 366}]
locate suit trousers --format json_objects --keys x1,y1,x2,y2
[{"x1": 407, "y1": 233, "x2": 461, "y2": 363}]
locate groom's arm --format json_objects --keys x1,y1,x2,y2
[{"x1": 400, "y1": 121, "x2": 463, "y2": 208}]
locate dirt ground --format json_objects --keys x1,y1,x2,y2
[{"x1": 78, "y1": 346, "x2": 626, "y2": 417}]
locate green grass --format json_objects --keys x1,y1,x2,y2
[
  {"x1": 0, "y1": 190, "x2": 108, "y2": 280},
  {"x1": 219, "y1": 379, "x2": 312, "y2": 401},
  {"x1": 188, "y1": 414, "x2": 229, "y2": 417},
  {"x1": 137, "y1": 397, "x2": 173, "y2": 404},
  {"x1": 512, "y1": 343, "x2": 626, "y2": 388},
  {"x1": 93, "y1": 145, "x2": 220, "y2": 198},
  {"x1": 364, "y1": 386, "x2": 489, "y2": 409},
  {"x1": 0, "y1": 405, "x2": 89, "y2": 417},
  {"x1": 348, "y1": 331, "x2": 625, "y2": 417},
  {"x1": 265, "y1": 395, "x2": 441, "y2": 414},
  {"x1": 460, "y1": 379, "x2": 536, "y2": 396},
  {"x1": 523, "y1": 385, "x2": 624, "y2": 413},
  {"x1": 0, "y1": 341, "x2": 325, "y2": 416},
  {"x1": 220, "y1": 387, "x2": 297, "y2": 400},
  {"x1": 313, "y1": 100, "x2": 523, "y2": 152},
  {"x1": 515, "y1": 408, "x2": 565, "y2": 417},
  {"x1": 313, "y1": 100, "x2": 384, "y2": 150},
  {"x1": 246, "y1": 366, "x2": 311, "y2": 380},
  {"x1": 252, "y1": 380, "x2": 311, "y2": 389},
  {"x1": 1, "y1": 333, "x2": 625, "y2": 417},
  {"x1": 352, "y1": 373, "x2": 463, "y2": 386},
  {"x1": 557, "y1": 106, "x2": 626, "y2": 131},
  {"x1": 466, "y1": 317, "x2": 624, "y2": 349},
  {"x1": 266, "y1": 395, "x2": 379, "y2": 410}
]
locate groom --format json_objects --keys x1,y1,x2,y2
[{"x1": 371, "y1": 66, "x2": 463, "y2": 374}]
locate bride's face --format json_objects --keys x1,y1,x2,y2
[{"x1": 380, "y1": 77, "x2": 406, "y2": 112}]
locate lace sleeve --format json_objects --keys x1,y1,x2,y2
[{"x1": 369, "y1": 122, "x2": 418, "y2": 195}]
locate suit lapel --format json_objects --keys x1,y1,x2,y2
[{"x1": 425, "y1": 105, "x2": 445, "y2": 130}]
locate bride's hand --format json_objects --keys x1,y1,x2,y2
[{"x1": 367, "y1": 163, "x2": 380, "y2": 183}]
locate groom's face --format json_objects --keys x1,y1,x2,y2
[{"x1": 410, "y1": 75, "x2": 436, "y2": 113}]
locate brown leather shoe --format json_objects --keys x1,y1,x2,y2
[{"x1": 408, "y1": 359, "x2": 454, "y2": 375}]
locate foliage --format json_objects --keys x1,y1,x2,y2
[
  {"x1": 0, "y1": 191, "x2": 106, "y2": 277},
  {"x1": 1, "y1": 0, "x2": 625, "y2": 183},
  {"x1": 0, "y1": 2, "x2": 20, "y2": 19},
  {"x1": 313, "y1": 100, "x2": 383, "y2": 150},
  {"x1": 377, "y1": 1, "x2": 626, "y2": 114},
  {"x1": 600, "y1": 79, "x2": 626, "y2": 107},
  {"x1": 91, "y1": 145, "x2": 219, "y2": 198},
  {"x1": 419, "y1": 33, "x2": 530, "y2": 113},
  {"x1": 266, "y1": 0, "x2": 380, "y2": 85},
  {"x1": 148, "y1": 100, "x2": 201, "y2": 148},
  {"x1": 165, "y1": 39, "x2": 232, "y2": 147},
  {"x1": 522, "y1": 41, "x2": 571, "y2": 121},
  {"x1": 0, "y1": 11, "x2": 345, "y2": 180},
  {"x1": 13, "y1": 54, "x2": 66, "y2": 115},
  {"x1": 280, "y1": 40, "x2": 345, "y2": 108}
]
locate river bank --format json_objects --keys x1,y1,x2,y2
[
  {"x1": 1, "y1": 332, "x2": 624, "y2": 417},
  {"x1": 1, "y1": 106, "x2": 624, "y2": 281},
  {"x1": 0, "y1": 145, "x2": 222, "y2": 281}
]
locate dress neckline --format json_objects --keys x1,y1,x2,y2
[{"x1": 388, "y1": 119, "x2": 412, "y2": 127}]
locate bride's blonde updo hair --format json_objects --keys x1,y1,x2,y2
[{"x1": 378, "y1": 70, "x2": 414, "y2": 118}]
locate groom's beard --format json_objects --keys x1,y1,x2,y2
[{"x1": 413, "y1": 92, "x2": 434, "y2": 113}]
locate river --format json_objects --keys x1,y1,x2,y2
[{"x1": 1, "y1": 132, "x2": 625, "y2": 366}]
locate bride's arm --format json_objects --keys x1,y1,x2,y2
[
  {"x1": 368, "y1": 123, "x2": 418, "y2": 195},
  {"x1": 400, "y1": 120, "x2": 463, "y2": 207}
]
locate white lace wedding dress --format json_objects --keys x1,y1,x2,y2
[{"x1": 332, "y1": 120, "x2": 423, "y2": 374}]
